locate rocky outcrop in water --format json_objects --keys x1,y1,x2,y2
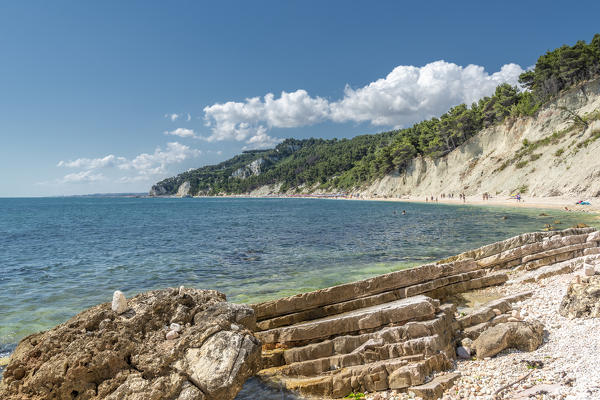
[{"x1": 0, "y1": 288, "x2": 261, "y2": 400}]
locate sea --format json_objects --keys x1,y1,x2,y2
[{"x1": 0, "y1": 197, "x2": 597, "y2": 398}]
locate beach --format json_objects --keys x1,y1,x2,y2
[
  {"x1": 218, "y1": 193, "x2": 600, "y2": 214},
  {"x1": 360, "y1": 195, "x2": 600, "y2": 214}
]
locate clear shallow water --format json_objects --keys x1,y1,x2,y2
[{"x1": 0, "y1": 197, "x2": 596, "y2": 395}]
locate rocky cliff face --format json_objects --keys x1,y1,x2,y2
[
  {"x1": 231, "y1": 158, "x2": 266, "y2": 179},
  {"x1": 361, "y1": 79, "x2": 600, "y2": 198},
  {"x1": 0, "y1": 288, "x2": 261, "y2": 400},
  {"x1": 176, "y1": 181, "x2": 191, "y2": 197}
]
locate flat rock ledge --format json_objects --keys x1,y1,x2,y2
[
  {"x1": 0, "y1": 288, "x2": 261, "y2": 400},
  {"x1": 251, "y1": 227, "x2": 598, "y2": 399}
]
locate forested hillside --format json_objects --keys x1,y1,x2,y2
[{"x1": 151, "y1": 34, "x2": 600, "y2": 196}]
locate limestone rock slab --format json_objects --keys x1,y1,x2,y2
[
  {"x1": 256, "y1": 296, "x2": 437, "y2": 345},
  {"x1": 0, "y1": 288, "x2": 261, "y2": 400},
  {"x1": 559, "y1": 275, "x2": 600, "y2": 318},
  {"x1": 472, "y1": 320, "x2": 544, "y2": 359}
]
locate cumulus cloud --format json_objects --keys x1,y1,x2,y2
[
  {"x1": 164, "y1": 128, "x2": 196, "y2": 138},
  {"x1": 57, "y1": 154, "x2": 126, "y2": 169},
  {"x1": 118, "y1": 142, "x2": 201, "y2": 176},
  {"x1": 330, "y1": 61, "x2": 524, "y2": 127},
  {"x1": 242, "y1": 126, "x2": 284, "y2": 150},
  {"x1": 57, "y1": 142, "x2": 202, "y2": 183},
  {"x1": 202, "y1": 89, "x2": 326, "y2": 146},
  {"x1": 60, "y1": 170, "x2": 106, "y2": 183},
  {"x1": 200, "y1": 61, "x2": 525, "y2": 144},
  {"x1": 165, "y1": 113, "x2": 192, "y2": 122}
]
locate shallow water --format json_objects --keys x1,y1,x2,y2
[{"x1": 0, "y1": 197, "x2": 596, "y2": 392}]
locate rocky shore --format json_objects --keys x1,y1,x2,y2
[
  {"x1": 1, "y1": 227, "x2": 599, "y2": 400},
  {"x1": 363, "y1": 266, "x2": 600, "y2": 400},
  {"x1": 250, "y1": 227, "x2": 600, "y2": 399},
  {"x1": 0, "y1": 288, "x2": 262, "y2": 400}
]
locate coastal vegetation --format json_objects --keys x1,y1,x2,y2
[{"x1": 152, "y1": 34, "x2": 600, "y2": 196}]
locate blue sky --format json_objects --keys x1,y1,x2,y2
[{"x1": 1, "y1": 1, "x2": 599, "y2": 196}]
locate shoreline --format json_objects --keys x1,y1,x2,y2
[
  {"x1": 351, "y1": 195, "x2": 600, "y2": 213},
  {"x1": 192, "y1": 193, "x2": 600, "y2": 214}
]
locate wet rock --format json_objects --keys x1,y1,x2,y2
[
  {"x1": 112, "y1": 290, "x2": 127, "y2": 314},
  {"x1": 559, "y1": 275, "x2": 600, "y2": 318},
  {"x1": 0, "y1": 288, "x2": 261, "y2": 400},
  {"x1": 472, "y1": 320, "x2": 544, "y2": 359}
]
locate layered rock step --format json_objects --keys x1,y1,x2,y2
[
  {"x1": 455, "y1": 292, "x2": 533, "y2": 341},
  {"x1": 409, "y1": 372, "x2": 461, "y2": 400},
  {"x1": 251, "y1": 227, "x2": 599, "y2": 399},
  {"x1": 262, "y1": 304, "x2": 456, "y2": 370},
  {"x1": 449, "y1": 227, "x2": 597, "y2": 271},
  {"x1": 254, "y1": 228, "x2": 597, "y2": 333},
  {"x1": 256, "y1": 299, "x2": 457, "y2": 398},
  {"x1": 257, "y1": 296, "x2": 438, "y2": 347},
  {"x1": 260, "y1": 348, "x2": 453, "y2": 398}
]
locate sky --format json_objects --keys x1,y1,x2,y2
[{"x1": 1, "y1": 1, "x2": 599, "y2": 197}]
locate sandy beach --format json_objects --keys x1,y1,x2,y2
[
  {"x1": 217, "y1": 193, "x2": 600, "y2": 215},
  {"x1": 359, "y1": 195, "x2": 600, "y2": 214}
]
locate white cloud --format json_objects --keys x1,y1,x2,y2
[
  {"x1": 164, "y1": 128, "x2": 196, "y2": 138},
  {"x1": 202, "y1": 89, "x2": 328, "y2": 146},
  {"x1": 118, "y1": 142, "x2": 201, "y2": 176},
  {"x1": 57, "y1": 154, "x2": 126, "y2": 169},
  {"x1": 329, "y1": 61, "x2": 524, "y2": 127},
  {"x1": 165, "y1": 113, "x2": 181, "y2": 121},
  {"x1": 60, "y1": 170, "x2": 106, "y2": 183},
  {"x1": 57, "y1": 142, "x2": 202, "y2": 184},
  {"x1": 200, "y1": 61, "x2": 525, "y2": 143},
  {"x1": 186, "y1": 113, "x2": 191, "y2": 122},
  {"x1": 242, "y1": 126, "x2": 284, "y2": 150}
]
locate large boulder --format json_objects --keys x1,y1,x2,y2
[
  {"x1": 559, "y1": 275, "x2": 600, "y2": 318},
  {"x1": 0, "y1": 288, "x2": 262, "y2": 400},
  {"x1": 472, "y1": 320, "x2": 544, "y2": 359}
]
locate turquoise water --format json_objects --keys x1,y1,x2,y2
[{"x1": 0, "y1": 197, "x2": 596, "y2": 394}]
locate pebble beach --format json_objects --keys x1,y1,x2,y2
[{"x1": 366, "y1": 267, "x2": 600, "y2": 400}]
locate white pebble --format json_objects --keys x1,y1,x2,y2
[
  {"x1": 166, "y1": 330, "x2": 179, "y2": 340},
  {"x1": 111, "y1": 290, "x2": 127, "y2": 314}
]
